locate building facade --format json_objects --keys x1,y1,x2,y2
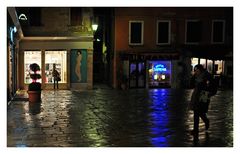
[
  {"x1": 7, "y1": 7, "x2": 96, "y2": 101},
  {"x1": 112, "y1": 7, "x2": 233, "y2": 89},
  {"x1": 7, "y1": 7, "x2": 233, "y2": 101}
]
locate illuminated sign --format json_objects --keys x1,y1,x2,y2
[
  {"x1": 154, "y1": 64, "x2": 167, "y2": 72},
  {"x1": 19, "y1": 14, "x2": 28, "y2": 21}
]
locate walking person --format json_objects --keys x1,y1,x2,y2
[
  {"x1": 52, "y1": 64, "x2": 60, "y2": 89},
  {"x1": 189, "y1": 64, "x2": 215, "y2": 135}
]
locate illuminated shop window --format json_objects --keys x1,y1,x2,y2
[
  {"x1": 214, "y1": 60, "x2": 224, "y2": 74},
  {"x1": 148, "y1": 61, "x2": 171, "y2": 87},
  {"x1": 191, "y1": 58, "x2": 224, "y2": 75},
  {"x1": 200, "y1": 59, "x2": 206, "y2": 68},
  {"x1": 207, "y1": 59, "x2": 213, "y2": 73},
  {"x1": 24, "y1": 51, "x2": 42, "y2": 84},
  {"x1": 191, "y1": 58, "x2": 199, "y2": 73},
  {"x1": 45, "y1": 51, "x2": 67, "y2": 83}
]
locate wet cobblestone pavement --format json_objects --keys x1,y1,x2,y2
[{"x1": 7, "y1": 86, "x2": 233, "y2": 147}]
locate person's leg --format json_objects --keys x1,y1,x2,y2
[
  {"x1": 200, "y1": 113, "x2": 209, "y2": 130},
  {"x1": 57, "y1": 81, "x2": 59, "y2": 89},
  {"x1": 193, "y1": 110, "x2": 200, "y2": 133},
  {"x1": 54, "y1": 79, "x2": 56, "y2": 89}
]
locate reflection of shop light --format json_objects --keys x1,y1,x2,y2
[
  {"x1": 161, "y1": 75, "x2": 166, "y2": 80},
  {"x1": 154, "y1": 64, "x2": 167, "y2": 72},
  {"x1": 154, "y1": 74, "x2": 158, "y2": 80}
]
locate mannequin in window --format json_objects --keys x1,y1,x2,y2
[{"x1": 75, "y1": 50, "x2": 82, "y2": 82}]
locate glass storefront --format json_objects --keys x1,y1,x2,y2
[
  {"x1": 200, "y1": 58, "x2": 206, "y2": 69},
  {"x1": 191, "y1": 58, "x2": 198, "y2": 73},
  {"x1": 148, "y1": 61, "x2": 171, "y2": 87},
  {"x1": 45, "y1": 51, "x2": 67, "y2": 83},
  {"x1": 24, "y1": 50, "x2": 67, "y2": 86},
  {"x1": 215, "y1": 60, "x2": 224, "y2": 74},
  {"x1": 207, "y1": 59, "x2": 213, "y2": 73},
  {"x1": 129, "y1": 61, "x2": 146, "y2": 88},
  {"x1": 24, "y1": 51, "x2": 42, "y2": 84},
  {"x1": 191, "y1": 57, "x2": 224, "y2": 75}
]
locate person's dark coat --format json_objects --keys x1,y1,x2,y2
[{"x1": 190, "y1": 70, "x2": 213, "y2": 113}]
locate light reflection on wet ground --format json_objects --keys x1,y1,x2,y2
[{"x1": 7, "y1": 87, "x2": 233, "y2": 147}]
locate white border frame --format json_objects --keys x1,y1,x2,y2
[
  {"x1": 129, "y1": 20, "x2": 144, "y2": 45},
  {"x1": 156, "y1": 20, "x2": 171, "y2": 45}
]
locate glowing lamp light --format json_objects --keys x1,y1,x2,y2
[
  {"x1": 161, "y1": 74, "x2": 166, "y2": 80},
  {"x1": 92, "y1": 24, "x2": 98, "y2": 31},
  {"x1": 154, "y1": 74, "x2": 158, "y2": 80}
]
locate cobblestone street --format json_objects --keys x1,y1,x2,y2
[{"x1": 7, "y1": 86, "x2": 233, "y2": 147}]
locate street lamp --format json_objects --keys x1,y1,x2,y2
[
  {"x1": 92, "y1": 24, "x2": 98, "y2": 32},
  {"x1": 92, "y1": 16, "x2": 98, "y2": 32},
  {"x1": 92, "y1": 20, "x2": 98, "y2": 41}
]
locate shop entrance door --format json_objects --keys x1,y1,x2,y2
[
  {"x1": 129, "y1": 61, "x2": 146, "y2": 88},
  {"x1": 45, "y1": 51, "x2": 67, "y2": 89}
]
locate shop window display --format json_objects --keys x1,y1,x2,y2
[
  {"x1": 200, "y1": 58, "x2": 206, "y2": 69},
  {"x1": 214, "y1": 60, "x2": 224, "y2": 74},
  {"x1": 45, "y1": 51, "x2": 67, "y2": 83},
  {"x1": 191, "y1": 58, "x2": 224, "y2": 75},
  {"x1": 207, "y1": 59, "x2": 213, "y2": 73},
  {"x1": 148, "y1": 61, "x2": 171, "y2": 87},
  {"x1": 24, "y1": 51, "x2": 42, "y2": 84}
]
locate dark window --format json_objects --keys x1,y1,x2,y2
[
  {"x1": 71, "y1": 8, "x2": 82, "y2": 26},
  {"x1": 29, "y1": 7, "x2": 41, "y2": 26},
  {"x1": 212, "y1": 21, "x2": 225, "y2": 43},
  {"x1": 130, "y1": 21, "x2": 143, "y2": 45},
  {"x1": 157, "y1": 21, "x2": 170, "y2": 44},
  {"x1": 186, "y1": 21, "x2": 202, "y2": 43}
]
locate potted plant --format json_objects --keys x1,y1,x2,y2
[{"x1": 28, "y1": 63, "x2": 42, "y2": 103}]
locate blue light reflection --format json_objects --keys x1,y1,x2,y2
[{"x1": 149, "y1": 89, "x2": 170, "y2": 147}]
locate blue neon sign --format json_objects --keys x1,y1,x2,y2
[{"x1": 154, "y1": 64, "x2": 167, "y2": 72}]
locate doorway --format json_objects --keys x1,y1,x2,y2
[{"x1": 129, "y1": 61, "x2": 146, "y2": 88}]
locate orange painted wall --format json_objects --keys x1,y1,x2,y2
[{"x1": 115, "y1": 8, "x2": 175, "y2": 52}]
